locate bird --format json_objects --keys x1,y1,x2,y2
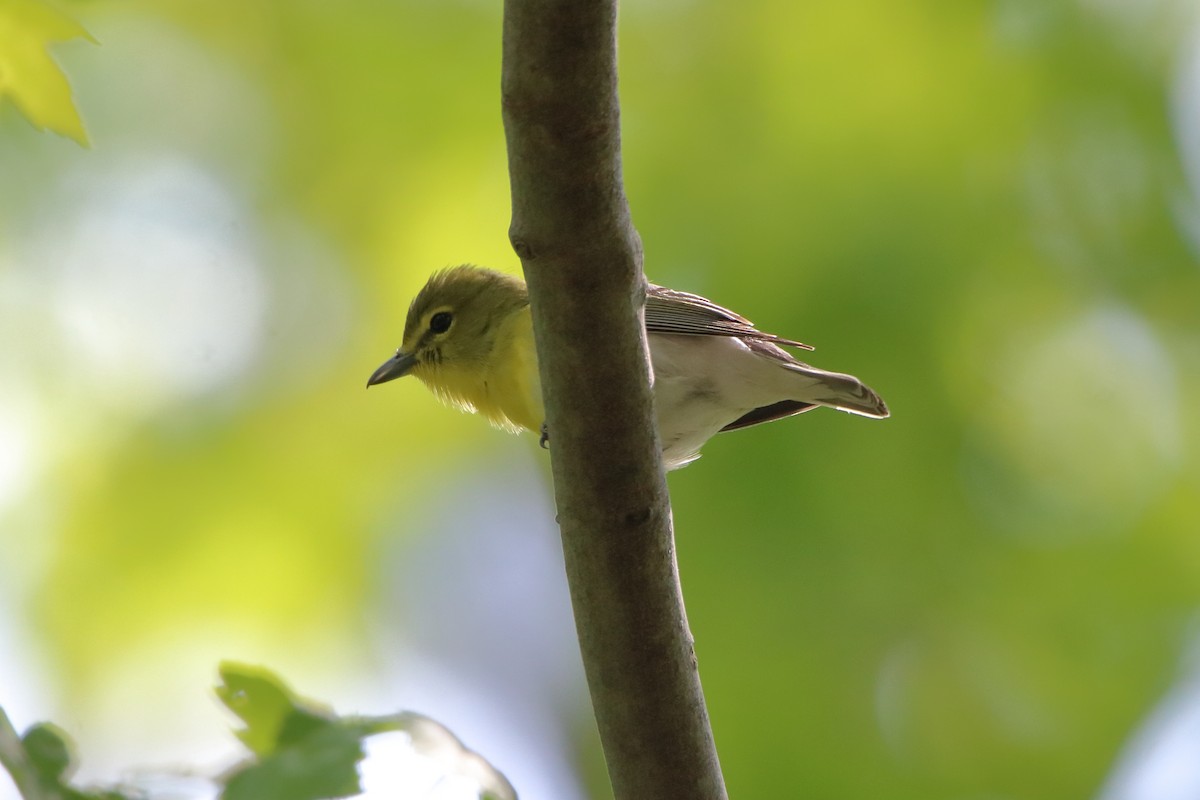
[{"x1": 367, "y1": 265, "x2": 888, "y2": 469}]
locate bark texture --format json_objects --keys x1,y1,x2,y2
[{"x1": 501, "y1": 1, "x2": 727, "y2": 797}]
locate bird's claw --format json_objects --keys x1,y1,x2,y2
[{"x1": 539, "y1": 423, "x2": 550, "y2": 449}]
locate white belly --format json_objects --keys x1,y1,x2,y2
[{"x1": 649, "y1": 334, "x2": 788, "y2": 468}]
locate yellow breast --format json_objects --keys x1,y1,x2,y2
[{"x1": 413, "y1": 308, "x2": 544, "y2": 434}]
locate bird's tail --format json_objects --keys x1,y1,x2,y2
[{"x1": 788, "y1": 364, "x2": 890, "y2": 419}]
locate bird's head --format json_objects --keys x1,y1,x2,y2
[{"x1": 367, "y1": 265, "x2": 529, "y2": 388}]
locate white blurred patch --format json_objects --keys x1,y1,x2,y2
[
  {"x1": 31, "y1": 156, "x2": 267, "y2": 411},
  {"x1": 1095, "y1": 626, "x2": 1200, "y2": 800},
  {"x1": 360, "y1": 720, "x2": 515, "y2": 800},
  {"x1": 0, "y1": 391, "x2": 58, "y2": 590},
  {"x1": 964, "y1": 305, "x2": 1181, "y2": 539},
  {"x1": 1170, "y1": 17, "x2": 1200, "y2": 257},
  {"x1": 361, "y1": 732, "x2": 459, "y2": 798},
  {"x1": 0, "y1": 396, "x2": 40, "y2": 513},
  {"x1": 0, "y1": 13, "x2": 287, "y2": 519}
]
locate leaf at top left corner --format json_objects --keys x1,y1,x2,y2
[{"x1": 0, "y1": 0, "x2": 97, "y2": 145}]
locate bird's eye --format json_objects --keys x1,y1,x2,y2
[{"x1": 429, "y1": 311, "x2": 453, "y2": 333}]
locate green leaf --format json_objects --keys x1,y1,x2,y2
[
  {"x1": 216, "y1": 664, "x2": 365, "y2": 800},
  {"x1": 0, "y1": 0, "x2": 95, "y2": 144},
  {"x1": 221, "y1": 723, "x2": 364, "y2": 800},
  {"x1": 214, "y1": 665, "x2": 517, "y2": 799},
  {"x1": 0, "y1": 714, "x2": 135, "y2": 800},
  {"x1": 216, "y1": 662, "x2": 336, "y2": 757},
  {"x1": 21, "y1": 722, "x2": 74, "y2": 782}
]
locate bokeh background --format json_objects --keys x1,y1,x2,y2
[{"x1": 2, "y1": 0, "x2": 1199, "y2": 798}]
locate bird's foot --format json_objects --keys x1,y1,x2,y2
[{"x1": 539, "y1": 423, "x2": 550, "y2": 449}]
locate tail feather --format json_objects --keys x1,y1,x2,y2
[{"x1": 792, "y1": 365, "x2": 890, "y2": 419}]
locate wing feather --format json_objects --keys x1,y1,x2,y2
[
  {"x1": 719, "y1": 400, "x2": 819, "y2": 432},
  {"x1": 645, "y1": 285, "x2": 814, "y2": 351}
]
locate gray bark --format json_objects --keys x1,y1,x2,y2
[{"x1": 500, "y1": 1, "x2": 728, "y2": 797}]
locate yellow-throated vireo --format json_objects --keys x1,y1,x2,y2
[{"x1": 368, "y1": 265, "x2": 888, "y2": 469}]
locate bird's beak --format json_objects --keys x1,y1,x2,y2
[{"x1": 366, "y1": 351, "x2": 418, "y2": 387}]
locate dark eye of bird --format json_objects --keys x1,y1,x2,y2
[{"x1": 429, "y1": 311, "x2": 453, "y2": 333}]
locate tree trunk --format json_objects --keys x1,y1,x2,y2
[{"x1": 500, "y1": 1, "x2": 728, "y2": 798}]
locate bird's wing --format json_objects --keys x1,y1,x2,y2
[
  {"x1": 719, "y1": 400, "x2": 819, "y2": 432},
  {"x1": 645, "y1": 285, "x2": 814, "y2": 351}
]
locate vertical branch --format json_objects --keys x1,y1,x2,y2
[
  {"x1": 0, "y1": 710, "x2": 42, "y2": 800},
  {"x1": 500, "y1": 1, "x2": 727, "y2": 798}
]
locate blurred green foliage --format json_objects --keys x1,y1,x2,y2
[
  {"x1": 0, "y1": 0, "x2": 94, "y2": 144},
  {"x1": 0, "y1": 666, "x2": 514, "y2": 799},
  {"x1": 0, "y1": 713, "x2": 129, "y2": 800},
  {"x1": 217, "y1": 663, "x2": 514, "y2": 800},
  {"x1": 1, "y1": 0, "x2": 1198, "y2": 798}
]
